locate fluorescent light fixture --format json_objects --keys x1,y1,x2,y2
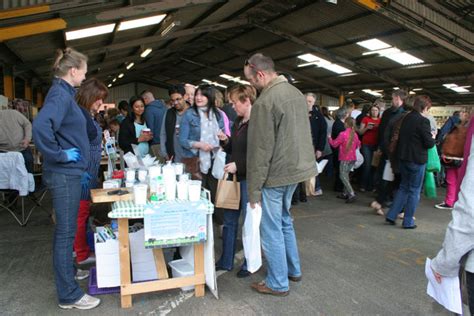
[
  {"x1": 140, "y1": 48, "x2": 152, "y2": 58},
  {"x1": 409, "y1": 91, "x2": 416, "y2": 95},
  {"x1": 357, "y1": 39, "x2": 391, "y2": 51},
  {"x1": 107, "y1": 84, "x2": 112, "y2": 88},
  {"x1": 347, "y1": 91, "x2": 354, "y2": 95},
  {"x1": 385, "y1": 52, "x2": 424, "y2": 65},
  {"x1": 202, "y1": 79, "x2": 212, "y2": 83},
  {"x1": 297, "y1": 53, "x2": 351, "y2": 74},
  {"x1": 118, "y1": 73, "x2": 124, "y2": 78},
  {"x1": 321, "y1": 63, "x2": 352, "y2": 74},
  {"x1": 161, "y1": 22, "x2": 176, "y2": 36},
  {"x1": 443, "y1": 83, "x2": 471, "y2": 94},
  {"x1": 65, "y1": 23, "x2": 115, "y2": 41},
  {"x1": 443, "y1": 83, "x2": 457, "y2": 88},
  {"x1": 219, "y1": 74, "x2": 234, "y2": 80},
  {"x1": 201, "y1": 79, "x2": 227, "y2": 89},
  {"x1": 237, "y1": 80, "x2": 251, "y2": 85},
  {"x1": 362, "y1": 47, "x2": 400, "y2": 56},
  {"x1": 297, "y1": 53, "x2": 320, "y2": 63},
  {"x1": 362, "y1": 89, "x2": 382, "y2": 97},
  {"x1": 393, "y1": 87, "x2": 399, "y2": 90},
  {"x1": 112, "y1": 78, "x2": 117, "y2": 83},
  {"x1": 412, "y1": 88, "x2": 423, "y2": 91},
  {"x1": 126, "y1": 62, "x2": 134, "y2": 70},
  {"x1": 118, "y1": 14, "x2": 166, "y2": 31}
]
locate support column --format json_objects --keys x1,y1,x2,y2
[
  {"x1": 339, "y1": 93, "x2": 345, "y2": 107},
  {"x1": 36, "y1": 88, "x2": 43, "y2": 107},
  {"x1": 25, "y1": 79, "x2": 32, "y2": 101},
  {"x1": 3, "y1": 65, "x2": 14, "y2": 99}
]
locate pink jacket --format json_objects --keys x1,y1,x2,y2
[
  {"x1": 219, "y1": 109, "x2": 231, "y2": 136},
  {"x1": 329, "y1": 128, "x2": 361, "y2": 161}
]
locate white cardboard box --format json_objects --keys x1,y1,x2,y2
[
  {"x1": 129, "y1": 229, "x2": 158, "y2": 282},
  {"x1": 94, "y1": 228, "x2": 120, "y2": 288}
]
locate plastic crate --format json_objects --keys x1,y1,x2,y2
[{"x1": 88, "y1": 267, "x2": 120, "y2": 295}]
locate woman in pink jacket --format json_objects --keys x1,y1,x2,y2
[{"x1": 329, "y1": 117, "x2": 361, "y2": 203}]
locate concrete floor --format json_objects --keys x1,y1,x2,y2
[{"x1": 0, "y1": 183, "x2": 459, "y2": 315}]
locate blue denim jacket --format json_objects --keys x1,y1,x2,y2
[{"x1": 179, "y1": 108, "x2": 224, "y2": 158}]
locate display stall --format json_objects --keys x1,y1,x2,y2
[{"x1": 90, "y1": 160, "x2": 218, "y2": 308}]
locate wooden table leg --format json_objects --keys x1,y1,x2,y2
[
  {"x1": 118, "y1": 218, "x2": 132, "y2": 308},
  {"x1": 194, "y1": 243, "x2": 205, "y2": 297},
  {"x1": 153, "y1": 248, "x2": 169, "y2": 279}
]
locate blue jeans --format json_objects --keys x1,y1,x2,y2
[
  {"x1": 386, "y1": 161, "x2": 426, "y2": 227},
  {"x1": 360, "y1": 144, "x2": 376, "y2": 191},
  {"x1": 261, "y1": 184, "x2": 301, "y2": 292},
  {"x1": 43, "y1": 172, "x2": 84, "y2": 304},
  {"x1": 216, "y1": 180, "x2": 248, "y2": 271}
]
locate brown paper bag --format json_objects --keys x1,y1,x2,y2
[
  {"x1": 215, "y1": 173, "x2": 240, "y2": 210},
  {"x1": 371, "y1": 150, "x2": 382, "y2": 167},
  {"x1": 305, "y1": 177, "x2": 316, "y2": 196}
]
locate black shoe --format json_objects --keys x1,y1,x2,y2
[
  {"x1": 345, "y1": 195, "x2": 357, "y2": 203},
  {"x1": 385, "y1": 218, "x2": 396, "y2": 225},
  {"x1": 237, "y1": 269, "x2": 251, "y2": 278},
  {"x1": 299, "y1": 197, "x2": 307, "y2": 203},
  {"x1": 403, "y1": 225, "x2": 417, "y2": 229},
  {"x1": 288, "y1": 275, "x2": 302, "y2": 282},
  {"x1": 336, "y1": 193, "x2": 348, "y2": 200},
  {"x1": 291, "y1": 200, "x2": 298, "y2": 205}
]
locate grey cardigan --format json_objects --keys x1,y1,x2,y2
[{"x1": 431, "y1": 137, "x2": 474, "y2": 275}]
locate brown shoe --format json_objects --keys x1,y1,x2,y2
[{"x1": 251, "y1": 281, "x2": 289, "y2": 297}]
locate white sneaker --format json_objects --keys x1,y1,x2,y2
[
  {"x1": 75, "y1": 269, "x2": 89, "y2": 281},
  {"x1": 315, "y1": 189, "x2": 323, "y2": 196},
  {"x1": 58, "y1": 294, "x2": 100, "y2": 310},
  {"x1": 77, "y1": 254, "x2": 96, "y2": 265}
]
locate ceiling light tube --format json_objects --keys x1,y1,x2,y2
[
  {"x1": 126, "y1": 62, "x2": 134, "y2": 70},
  {"x1": 118, "y1": 14, "x2": 167, "y2": 31},
  {"x1": 161, "y1": 22, "x2": 176, "y2": 36},
  {"x1": 140, "y1": 48, "x2": 152, "y2": 58},
  {"x1": 65, "y1": 23, "x2": 115, "y2": 41},
  {"x1": 118, "y1": 73, "x2": 124, "y2": 78}
]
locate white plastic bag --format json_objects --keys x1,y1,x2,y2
[
  {"x1": 354, "y1": 149, "x2": 364, "y2": 169},
  {"x1": 211, "y1": 149, "x2": 226, "y2": 180},
  {"x1": 383, "y1": 160, "x2": 395, "y2": 181},
  {"x1": 242, "y1": 203, "x2": 262, "y2": 273}
]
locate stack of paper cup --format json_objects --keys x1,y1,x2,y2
[
  {"x1": 173, "y1": 163, "x2": 184, "y2": 175},
  {"x1": 163, "y1": 162, "x2": 176, "y2": 200},
  {"x1": 148, "y1": 165, "x2": 161, "y2": 178},
  {"x1": 133, "y1": 184, "x2": 148, "y2": 205},
  {"x1": 188, "y1": 180, "x2": 201, "y2": 201},
  {"x1": 177, "y1": 180, "x2": 189, "y2": 200},
  {"x1": 138, "y1": 169, "x2": 148, "y2": 183}
]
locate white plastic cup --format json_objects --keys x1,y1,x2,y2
[
  {"x1": 133, "y1": 184, "x2": 148, "y2": 205},
  {"x1": 125, "y1": 181, "x2": 134, "y2": 188},
  {"x1": 138, "y1": 169, "x2": 148, "y2": 183},
  {"x1": 126, "y1": 168, "x2": 136, "y2": 182},
  {"x1": 173, "y1": 163, "x2": 184, "y2": 175},
  {"x1": 148, "y1": 165, "x2": 161, "y2": 178},
  {"x1": 188, "y1": 181, "x2": 201, "y2": 201},
  {"x1": 177, "y1": 181, "x2": 189, "y2": 200}
]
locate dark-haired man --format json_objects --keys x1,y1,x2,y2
[
  {"x1": 160, "y1": 84, "x2": 189, "y2": 163},
  {"x1": 244, "y1": 53, "x2": 316, "y2": 296}
]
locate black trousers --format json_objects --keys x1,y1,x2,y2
[{"x1": 467, "y1": 271, "x2": 474, "y2": 315}]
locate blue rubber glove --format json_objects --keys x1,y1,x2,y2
[
  {"x1": 63, "y1": 148, "x2": 81, "y2": 162},
  {"x1": 81, "y1": 172, "x2": 91, "y2": 192}
]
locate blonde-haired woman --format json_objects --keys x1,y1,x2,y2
[{"x1": 32, "y1": 48, "x2": 100, "y2": 310}]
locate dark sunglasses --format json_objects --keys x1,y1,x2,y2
[{"x1": 244, "y1": 59, "x2": 257, "y2": 70}]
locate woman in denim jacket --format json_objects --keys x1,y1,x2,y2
[{"x1": 179, "y1": 85, "x2": 225, "y2": 219}]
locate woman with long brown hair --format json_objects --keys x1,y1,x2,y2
[{"x1": 73, "y1": 78, "x2": 108, "y2": 268}]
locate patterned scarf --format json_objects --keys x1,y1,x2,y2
[{"x1": 198, "y1": 107, "x2": 220, "y2": 174}]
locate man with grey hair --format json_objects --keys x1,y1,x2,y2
[
  {"x1": 183, "y1": 83, "x2": 195, "y2": 106},
  {"x1": 244, "y1": 53, "x2": 316, "y2": 296},
  {"x1": 331, "y1": 106, "x2": 349, "y2": 193},
  {"x1": 141, "y1": 90, "x2": 167, "y2": 161}
]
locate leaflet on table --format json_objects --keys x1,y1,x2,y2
[{"x1": 143, "y1": 200, "x2": 208, "y2": 248}]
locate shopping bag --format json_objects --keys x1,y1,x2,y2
[
  {"x1": 316, "y1": 159, "x2": 328, "y2": 174},
  {"x1": 382, "y1": 160, "x2": 394, "y2": 181},
  {"x1": 426, "y1": 146, "x2": 441, "y2": 173},
  {"x1": 354, "y1": 148, "x2": 364, "y2": 169},
  {"x1": 305, "y1": 177, "x2": 316, "y2": 196},
  {"x1": 424, "y1": 171, "x2": 437, "y2": 198},
  {"x1": 242, "y1": 203, "x2": 262, "y2": 273},
  {"x1": 211, "y1": 149, "x2": 226, "y2": 180},
  {"x1": 215, "y1": 173, "x2": 240, "y2": 210}
]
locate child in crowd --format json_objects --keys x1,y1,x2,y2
[{"x1": 328, "y1": 117, "x2": 361, "y2": 203}]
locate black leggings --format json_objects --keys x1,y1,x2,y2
[{"x1": 467, "y1": 271, "x2": 474, "y2": 315}]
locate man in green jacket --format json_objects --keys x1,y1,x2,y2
[{"x1": 244, "y1": 53, "x2": 316, "y2": 296}]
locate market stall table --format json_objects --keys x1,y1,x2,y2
[{"x1": 90, "y1": 188, "x2": 206, "y2": 308}]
